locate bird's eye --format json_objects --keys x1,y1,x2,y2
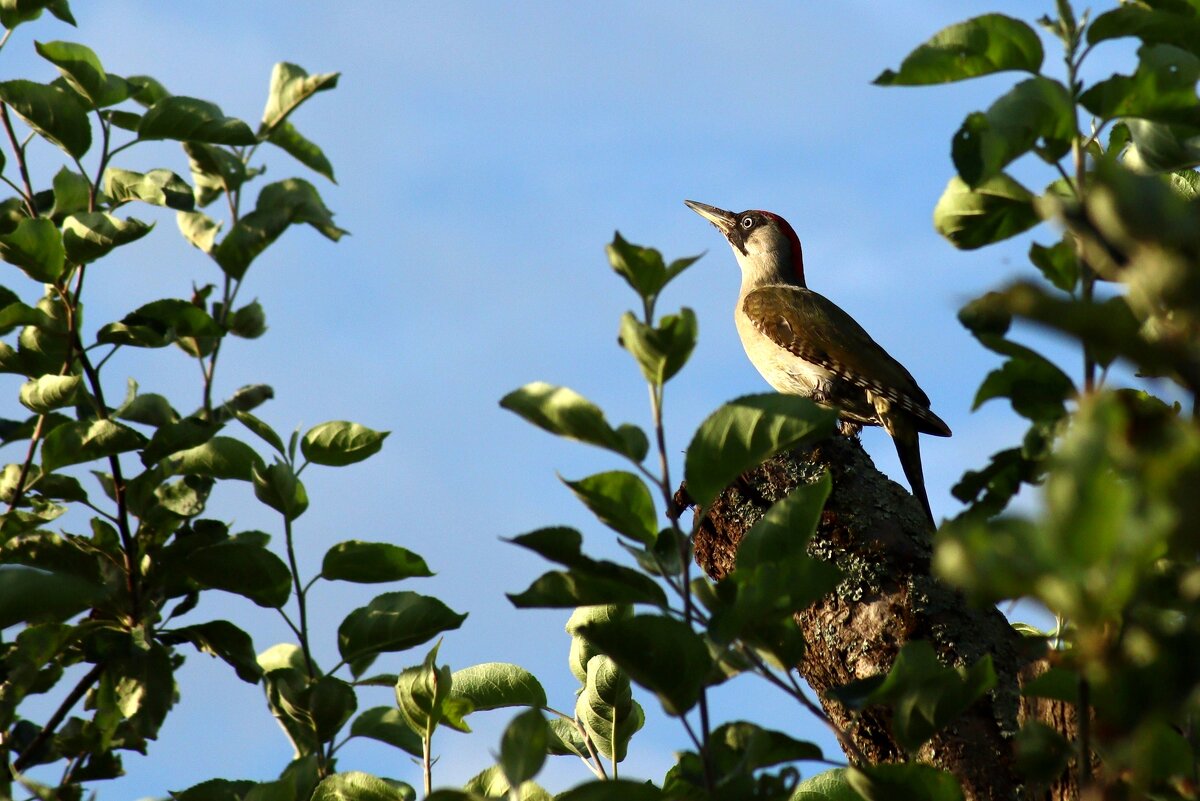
[{"x1": 740, "y1": 216, "x2": 754, "y2": 229}]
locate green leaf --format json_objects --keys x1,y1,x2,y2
[
  {"x1": 301, "y1": 420, "x2": 389, "y2": 466},
  {"x1": 61, "y1": 212, "x2": 152, "y2": 263},
  {"x1": 1028, "y1": 239, "x2": 1078, "y2": 293},
  {"x1": 506, "y1": 527, "x2": 669, "y2": 608},
  {"x1": 176, "y1": 210, "x2": 222, "y2": 253},
  {"x1": 459, "y1": 766, "x2": 550, "y2": 801},
  {"x1": 140, "y1": 417, "x2": 219, "y2": 465},
  {"x1": 349, "y1": 706, "x2": 423, "y2": 757},
  {"x1": 575, "y1": 655, "x2": 642, "y2": 761},
  {"x1": 321, "y1": 540, "x2": 432, "y2": 583},
  {"x1": 932, "y1": 174, "x2": 1040, "y2": 250},
  {"x1": 0, "y1": 0, "x2": 70, "y2": 29},
  {"x1": 683, "y1": 393, "x2": 836, "y2": 508},
  {"x1": 711, "y1": 721, "x2": 823, "y2": 771},
  {"x1": 35, "y1": 40, "x2": 129, "y2": 107},
  {"x1": 103, "y1": 167, "x2": 194, "y2": 210},
  {"x1": 105, "y1": 109, "x2": 141, "y2": 131},
  {"x1": 952, "y1": 77, "x2": 1074, "y2": 188},
  {"x1": 96, "y1": 298, "x2": 220, "y2": 350},
  {"x1": 127, "y1": 74, "x2": 168, "y2": 107},
  {"x1": 736, "y1": 472, "x2": 831, "y2": 569},
  {"x1": 170, "y1": 779, "x2": 258, "y2": 801},
  {"x1": 450, "y1": 662, "x2": 548, "y2": 710},
  {"x1": 579, "y1": 614, "x2": 712, "y2": 715},
  {"x1": 337, "y1": 591, "x2": 467, "y2": 664},
  {"x1": 309, "y1": 675, "x2": 357, "y2": 742},
  {"x1": 170, "y1": 436, "x2": 264, "y2": 481},
  {"x1": 0, "y1": 565, "x2": 103, "y2": 628},
  {"x1": 1088, "y1": 5, "x2": 1200, "y2": 60},
  {"x1": 258, "y1": 641, "x2": 310, "y2": 674},
  {"x1": 0, "y1": 217, "x2": 66, "y2": 282},
  {"x1": 849, "y1": 641, "x2": 997, "y2": 753},
  {"x1": 229, "y1": 300, "x2": 266, "y2": 338},
  {"x1": 394, "y1": 641, "x2": 469, "y2": 734},
  {"x1": 260, "y1": 62, "x2": 340, "y2": 133},
  {"x1": 791, "y1": 768, "x2": 861, "y2": 801},
  {"x1": 972, "y1": 338, "x2": 1074, "y2": 423},
  {"x1": 252, "y1": 461, "x2": 309, "y2": 520},
  {"x1": 0, "y1": 79, "x2": 90, "y2": 158},
  {"x1": 109, "y1": 640, "x2": 175, "y2": 740},
  {"x1": 184, "y1": 141, "x2": 249, "y2": 206},
  {"x1": 566, "y1": 605, "x2": 633, "y2": 681},
  {"x1": 1080, "y1": 44, "x2": 1200, "y2": 127},
  {"x1": 563, "y1": 470, "x2": 657, "y2": 546},
  {"x1": 500, "y1": 708, "x2": 548, "y2": 787},
  {"x1": 186, "y1": 541, "x2": 292, "y2": 608},
  {"x1": 556, "y1": 780, "x2": 661, "y2": 801},
  {"x1": 1125, "y1": 117, "x2": 1200, "y2": 173},
  {"x1": 1014, "y1": 720, "x2": 1073, "y2": 782},
  {"x1": 874, "y1": 14, "x2": 1043, "y2": 85},
  {"x1": 18, "y1": 373, "x2": 79, "y2": 413},
  {"x1": 311, "y1": 772, "x2": 414, "y2": 801},
  {"x1": 501, "y1": 382, "x2": 645, "y2": 462},
  {"x1": 847, "y1": 763, "x2": 964, "y2": 801},
  {"x1": 618, "y1": 308, "x2": 697, "y2": 385},
  {"x1": 158, "y1": 620, "x2": 262, "y2": 683},
  {"x1": 267, "y1": 120, "x2": 336, "y2": 182},
  {"x1": 235, "y1": 410, "x2": 286, "y2": 457},
  {"x1": 138, "y1": 95, "x2": 257, "y2": 145},
  {"x1": 607, "y1": 232, "x2": 666, "y2": 301},
  {"x1": 214, "y1": 178, "x2": 345, "y2": 279},
  {"x1": 50, "y1": 166, "x2": 89, "y2": 221},
  {"x1": 41, "y1": 418, "x2": 148, "y2": 473}
]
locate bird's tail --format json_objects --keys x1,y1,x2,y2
[{"x1": 891, "y1": 420, "x2": 935, "y2": 528}]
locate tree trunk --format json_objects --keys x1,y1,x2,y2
[{"x1": 677, "y1": 434, "x2": 1080, "y2": 801}]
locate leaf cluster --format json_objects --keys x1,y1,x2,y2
[{"x1": 872, "y1": 0, "x2": 1200, "y2": 795}]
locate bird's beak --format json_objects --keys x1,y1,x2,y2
[{"x1": 684, "y1": 200, "x2": 737, "y2": 237}]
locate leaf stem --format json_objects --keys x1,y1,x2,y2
[
  {"x1": 0, "y1": 102, "x2": 37, "y2": 216},
  {"x1": 422, "y1": 730, "x2": 433, "y2": 796},
  {"x1": 12, "y1": 662, "x2": 105, "y2": 772},
  {"x1": 283, "y1": 514, "x2": 316, "y2": 679}
]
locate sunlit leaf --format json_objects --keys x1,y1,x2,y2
[
  {"x1": 0, "y1": 217, "x2": 65, "y2": 282},
  {"x1": 260, "y1": 62, "x2": 340, "y2": 133},
  {"x1": 103, "y1": 167, "x2": 194, "y2": 210},
  {"x1": 500, "y1": 382, "x2": 645, "y2": 462},
  {"x1": 578, "y1": 614, "x2": 712, "y2": 716},
  {"x1": 450, "y1": 662, "x2": 547, "y2": 710},
  {"x1": 321, "y1": 540, "x2": 432, "y2": 583},
  {"x1": 932, "y1": 174, "x2": 1040, "y2": 250},
  {"x1": 684, "y1": 393, "x2": 836, "y2": 508},
  {"x1": 61, "y1": 212, "x2": 152, "y2": 263},
  {"x1": 875, "y1": 14, "x2": 1043, "y2": 85},
  {"x1": 0, "y1": 79, "x2": 90, "y2": 157},
  {"x1": 138, "y1": 95, "x2": 256, "y2": 145},
  {"x1": 301, "y1": 420, "x2": 388, "y2": 466},
  {"x1": 337, "y1": 592, "x2": 467, "y2": 664}
]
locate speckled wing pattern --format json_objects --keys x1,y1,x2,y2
[{"x1": 742, "y1": 285, "x2": 951, "y2": 437}]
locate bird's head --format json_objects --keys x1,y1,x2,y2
[{"x1": 685, "y1": 200, "x2": 805, "y2": 289}]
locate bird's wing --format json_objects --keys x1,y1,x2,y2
[{"x1": 742, "y1": 285, "x2": 951, "y2": 436}]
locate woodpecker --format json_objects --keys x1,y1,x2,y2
[{"x1": 685, "y1": 200, "x2": 951, "y2": 526}]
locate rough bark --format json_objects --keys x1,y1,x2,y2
[{"x1": 677, "y1": 434, "x2": 1079, "y2": 801}]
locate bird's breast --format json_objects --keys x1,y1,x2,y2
[{"x1": 734, "y1": 308, "x2": 833, "y2": 395}]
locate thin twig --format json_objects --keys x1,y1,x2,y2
[
  {"x1": 0, "y1": 103, "x2": 37, "y2": 216},
  {"x1": 13, "y1": 662, "x2": 105, "y2": 772}
]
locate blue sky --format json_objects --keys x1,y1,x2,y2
[{"x1": 5, "y1": 1, "x2": 1132, "y2": 796}]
